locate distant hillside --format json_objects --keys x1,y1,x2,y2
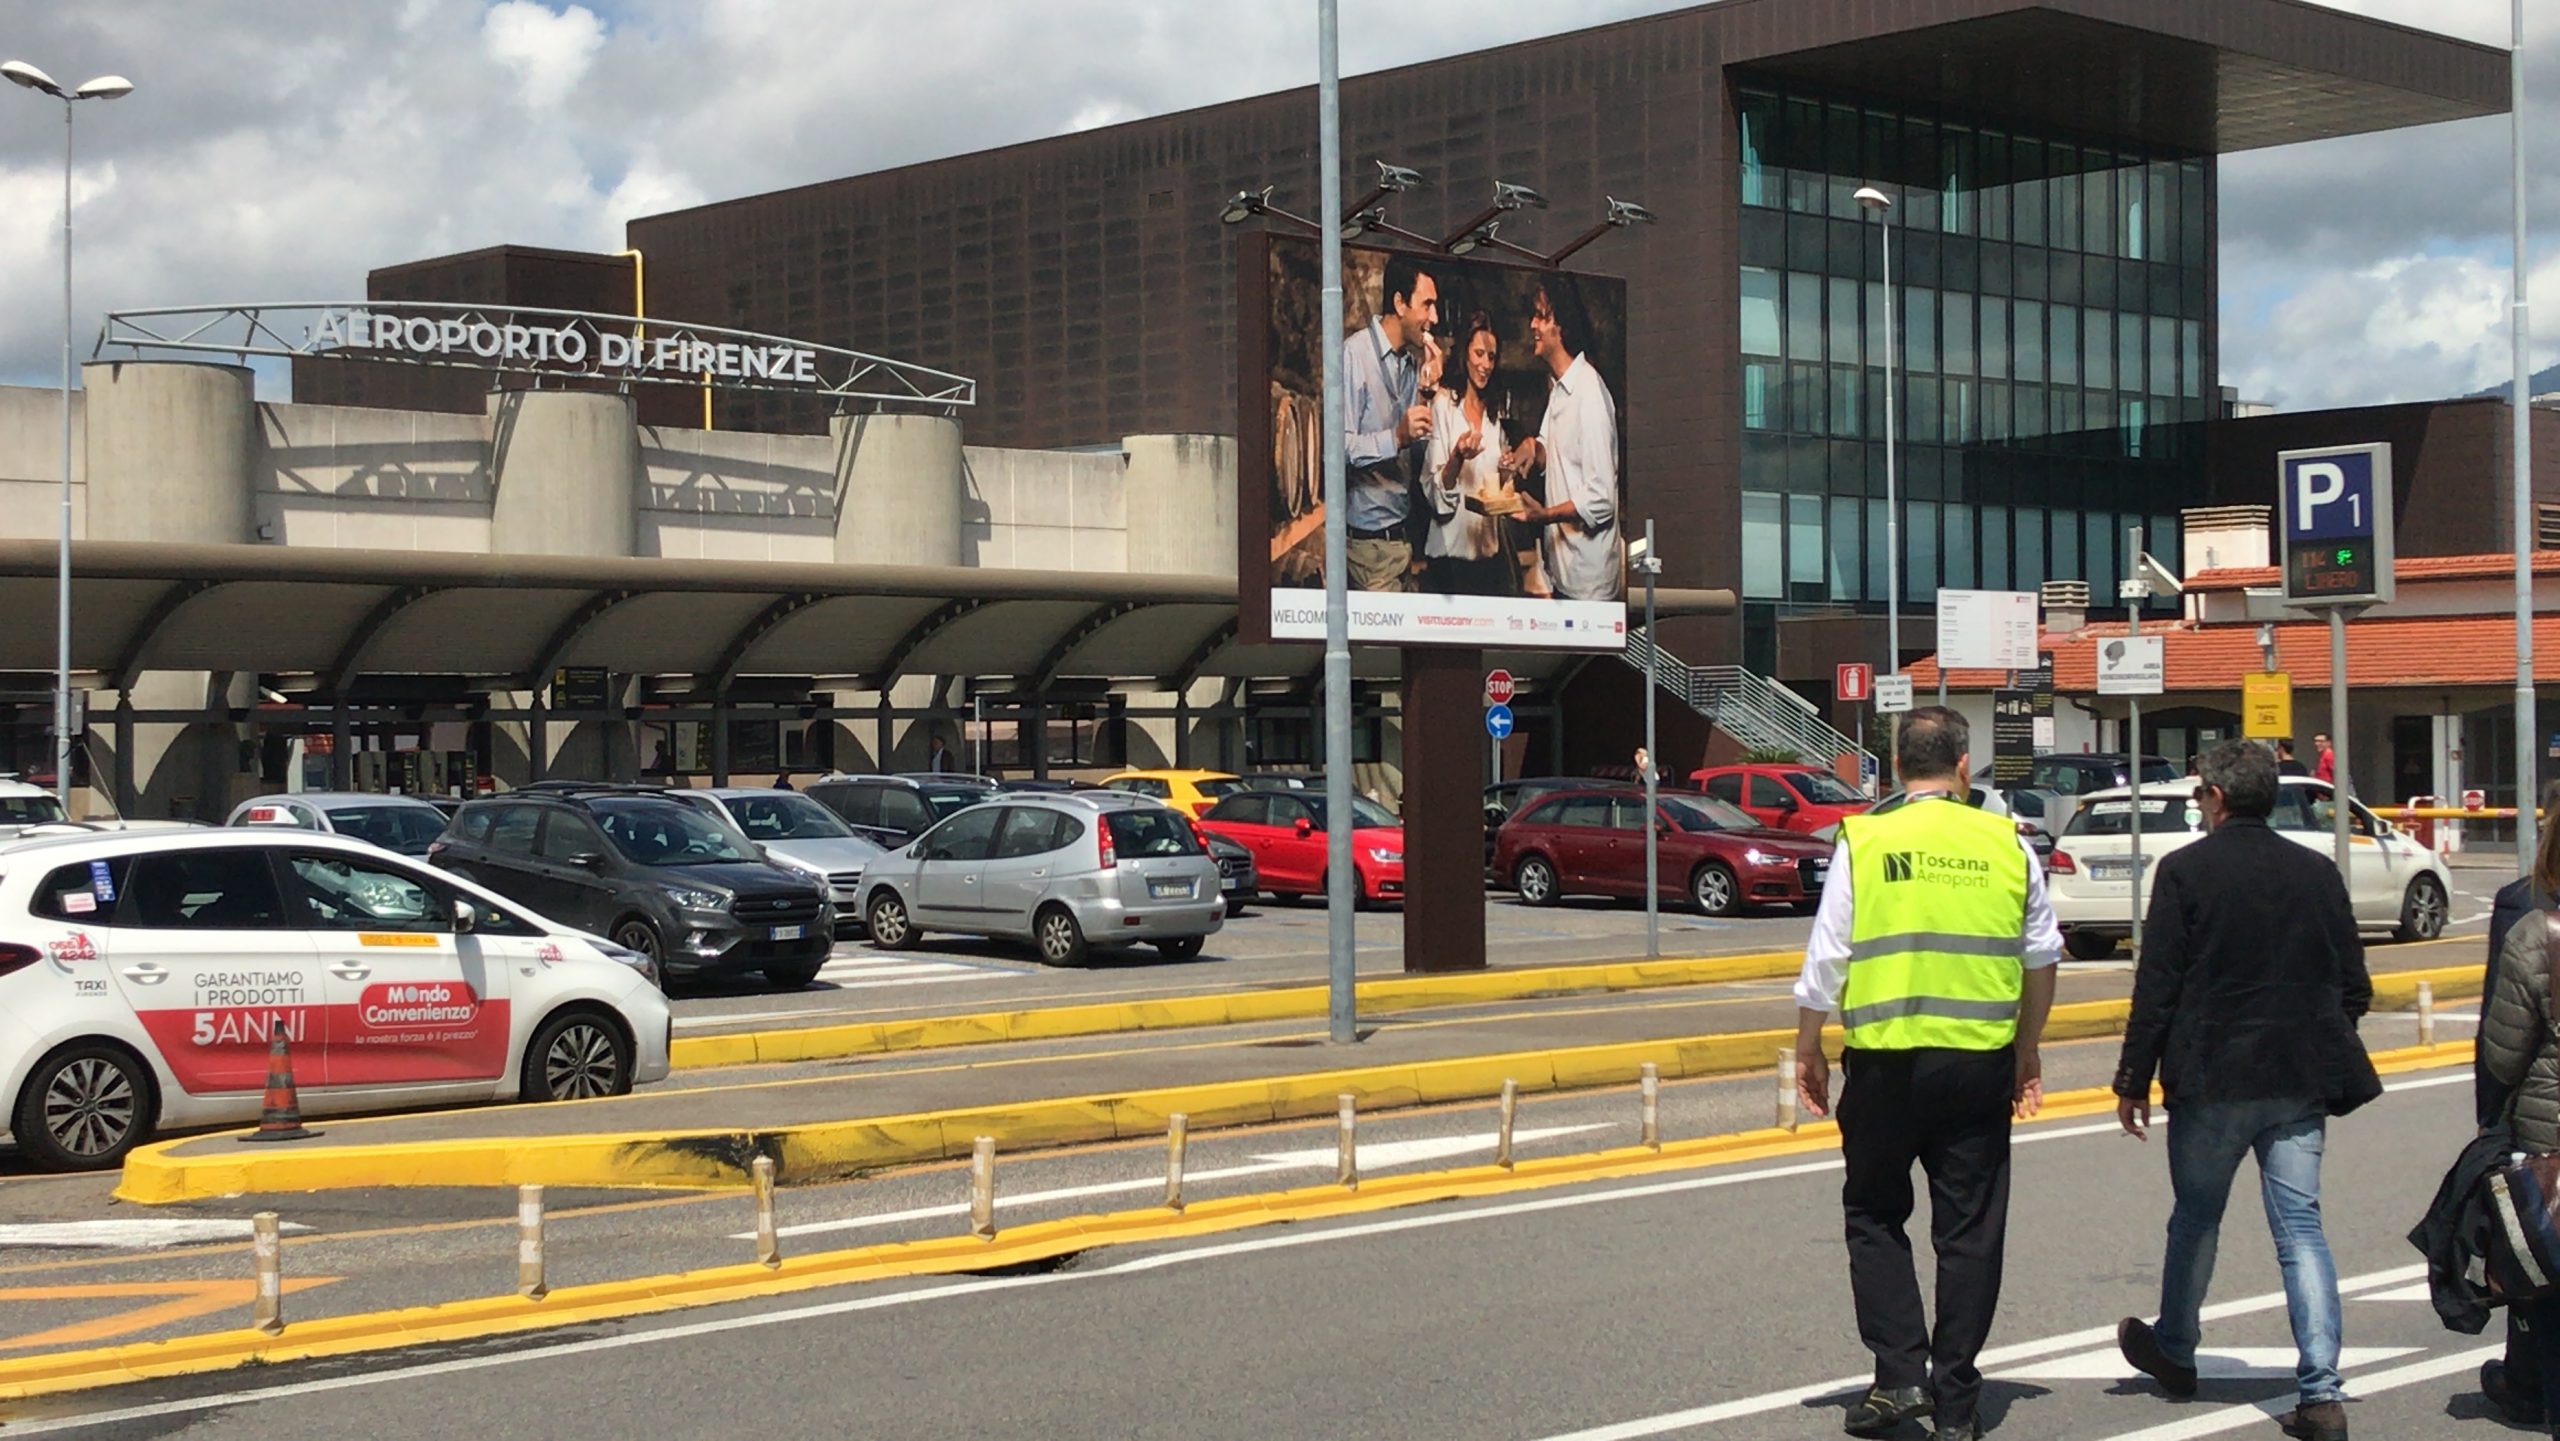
[{"x1": 2471, "y1": 362, "x2": 2560, "y2": 398}]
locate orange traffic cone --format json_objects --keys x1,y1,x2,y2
[{"x1": 238, "y1": 1016, "x2": 318, "y2": 1144}]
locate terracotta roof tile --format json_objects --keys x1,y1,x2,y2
[
  {"x1": 2185, "y1": 551, "x2": 2560, "y2": 593},
  {"x1": 1907, "y1": 613, "x2": 2560, "y2": 693}
]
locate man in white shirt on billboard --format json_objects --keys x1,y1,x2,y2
[
  {"x1": 1506, "y1": 274, "x2": 1623, "y2": 604},
  {"x1": 1340, "y1": 252, "x2": 1443, "y2": 594}
]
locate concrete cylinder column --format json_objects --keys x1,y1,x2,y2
[
  {"x1": 489, "y1": 391, "x2": 640, "y2": 557},
  {"x1": 1122, "y1": 434, "x2": 1237, "y2": 577},
  {"x1": 830, "y1": 412, "x2": 963, "y2": 567},
  {"x1": 81, "y1": 361, "x2": 257, "y2": 544}
]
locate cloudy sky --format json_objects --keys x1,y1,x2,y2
[{"x1": 1, "y1": 0, "x2": 2552, "y2": 412}]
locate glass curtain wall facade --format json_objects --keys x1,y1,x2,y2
[{"x1": 1736, "y1": 86, "x2": 2208, "y2": 666}]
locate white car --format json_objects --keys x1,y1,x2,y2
[
  {"x1": 0, "y1": 776, "x2": 69, "y2": 840},
  {"x1": 2045, "y1": 776, "x2": 2452, "y2": 961},
  {"x1": 0, "y1": 829, "x2": 671, "y2": 1171}
]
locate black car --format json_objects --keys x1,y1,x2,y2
[
  {"x1": 1982, "y1": 754, "x2": 2178, "y2": 799},
  {"x1": 427, "y1": 788, "x2": 829, "y2": 989},
  {"x1": 1236, "y1": 772, "x2": 1323, "y2": 793},
  {"x1": 1204, "y1": 828, "x2": 1257, "y2": 912},
  {"x1": 804, "y1": 774, "x2": 996, "y2": 847}
]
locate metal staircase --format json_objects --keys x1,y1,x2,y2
[{"x1": 1620, "y1": 630, "x2": 1864, "y2": 768}]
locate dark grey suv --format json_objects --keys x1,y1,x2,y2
[{"x1": 427, "y1": 788, "x2": 829, "y2": 989}]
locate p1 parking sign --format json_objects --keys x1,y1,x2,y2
[{"x1": 2277, "y1": 443, "x2": 2394, "y2": 606}]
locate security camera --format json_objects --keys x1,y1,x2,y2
[{"x1": 1494, "y1": 180, "x2": 1550, "y2": 210}]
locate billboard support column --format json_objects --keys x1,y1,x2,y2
[
  {"x1": 1403, "y1": 646, "x2": 1488, "y2": 972},
  {"x1": 1317, "y1": 0, "x2": 1358, "y2": 1043}
]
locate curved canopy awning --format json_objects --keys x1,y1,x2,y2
[{"x1": 0, "y1": 541, "x2": 1733, "y2": 695}]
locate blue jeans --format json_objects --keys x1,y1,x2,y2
[{"x1": 2153, "y1": 1097, "x2": 2344, "y2": 1405}]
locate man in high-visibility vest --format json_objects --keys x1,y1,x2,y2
[{"x1": 1793, "y1": 706, "x2": 2061, "y2": 1441}]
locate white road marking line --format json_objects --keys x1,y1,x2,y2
[
  {"x1": 0, "y1": 1220, "x2": 313, "y2": 1250},
  {"x1": 738, "y1": 1125, "x2": 1614, "y2": 1240},
  {"x1": 813, "y1": 960, "x2": 995, "y2": 979},
  {"x1": 14, "y1": 1068, "x2": 2470, "y2": 1436},
  {"x1": 1994, "y1": 1345, "x2": 2418, "y2": 1381},
  {"x1": 804, "y1": 973, "x2": 1001, "y2": 993},
  {"x1": 2089, "y1": 1344, "x2": 2502, "y2": 1440},
  {"x1": 2352, "y1": 1282, "x2": 2433, "y2": 1303}
]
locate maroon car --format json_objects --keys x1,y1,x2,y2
[{"x1": 1493, "y1": 788, "x2": 1833, "y2": 916}]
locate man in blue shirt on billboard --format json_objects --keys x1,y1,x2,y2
[{"x1": 1341, "y1": 253, "x2": 1442, "y2": 593}]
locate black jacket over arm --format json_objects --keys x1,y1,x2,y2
[
  {"x1": 2111, "y1": 817, "x2": 2381, "y2": 1114},
  {"x1": 2481, "y1": 877, "x2": 2553, "y2": 1127}
]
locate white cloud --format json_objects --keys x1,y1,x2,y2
[
  {"x1": 480, "y1": 1, "x2": 604, "y2": 111},
  {"x1": 2222, "y1": 249, "x2": 2560, "y2": 411}
]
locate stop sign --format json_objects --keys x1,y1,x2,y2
[{"x1": 1484, "y1": 669, "x2": 1515, "y2": 706}]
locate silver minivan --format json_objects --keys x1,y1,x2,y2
[{"x1": 857, "y1": 792, "x2": 1224, "y2": 964}]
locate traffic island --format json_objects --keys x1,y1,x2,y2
[{"x1": 116, "y1": 961, "x2": 2477, "y2": 1205}]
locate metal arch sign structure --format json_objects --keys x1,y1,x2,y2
[{"x1": 94, "y1": 303, "x2": 977, "y2": 410}]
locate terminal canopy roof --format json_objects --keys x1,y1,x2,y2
[
  {"x1": 1732, "y1": 0, "x2": 2509, "y2": 154},
  {"x1": 2, "y1": 542, "x2": 1730, "y2": 697}
]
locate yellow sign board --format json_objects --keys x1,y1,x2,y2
[{"x1": 2242, "y1": 671, "x2": 2292, "y2": 739}]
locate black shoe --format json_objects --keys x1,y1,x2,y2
[
  {"x1": 2487, "y1": 1359, "x2": 2549, "y2": 1424},
  {"x1": 2117, "y1": 1317, "x2": 2199, "y2": 1399},
  {"x1": 1844, "y1": 1385, "x2": 1933, "y2": 1437},
  {"x1": 2276, "y1": 1401, "x2": 2348, "y2": 1441}
]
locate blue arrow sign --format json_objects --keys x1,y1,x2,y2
[{"x1": 1484, "y1": 703, "x2": 1515, "y2": 741}]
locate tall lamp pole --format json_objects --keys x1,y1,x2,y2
[
  {"x1": 1634, "y1": 522, "x2": 1662, "y2": 959},
  {"x1": 4, "y1": 61, "x2": 133, "y2": 808},
  {"x1": 1856, "y1": 188, "x2": 1900, "y2": 691},
  {"x1": 2511, "y1": 0, "x2": 2539, "y2": 872},
  {"x1": 1315, "y1": 1, "x2": 1357, "y2": 1044}
]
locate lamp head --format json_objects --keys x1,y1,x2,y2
[
  {"x1": 1343, "y1": 205, "x2": 1387, "y2": 239},
  {"x1": 1853, "y1": 186, "x2": 1894, "y2": 212},
  {"x1": 1605, "y1": 197, "x2": 1658, "y2": 227},
  {"x1": 1627, "y1": 536, "x2": 1650, "y2": 562},
  {"x1": 1374, "y1": 161, "x2": 1424, "y2": 192},
  {"x1": 74, "y1": 75, "x2": 133, "y2": 100},
  {"x1": 2, "y1": 60, "x2": 65, "y2": 97},
  {"x1": 1494, "y1": 180, "x2": 1549, "y2": 211},
  {"x1": 1450, "y1": 219, "x2": 1498, "y2": 256},
  {"x1": 1220, "y1": 186, "x2": 1273, "y2": 225}
]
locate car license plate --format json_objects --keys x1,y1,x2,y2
[
  {"x1": 1151, "y1": 880, "x2": 1190, "y2": 899},
  {"x1": 770, "y1": 924, "x2": 804, "y2": 940},
  {"x1": 1221, "y1": 876, "x2": 1241, "y2": 892},
  {"x1": 2087, "y1": 861, "x2": 2128, "y2": 880},
  {"x1": 1808, "y1": 865, "x2": 1828, "y2": 884}
]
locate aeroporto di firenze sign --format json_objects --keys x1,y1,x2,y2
[{"x1": 316, "y1": 309, "x2": 823, "y2": 384}]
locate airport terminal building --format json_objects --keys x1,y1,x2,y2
[{"x1": 0, "y1": 0, "x2": 2548, "y2": 818}]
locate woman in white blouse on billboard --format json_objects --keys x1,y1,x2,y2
[{"x1": 1420, "y1": 309, "x2": 1523, "y2": 597}]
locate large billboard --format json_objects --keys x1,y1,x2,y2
[{"x1": 1238, "y1": 234, "x2": 1630, "y2": 650}]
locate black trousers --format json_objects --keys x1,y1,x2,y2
[{"x1": 1837, "y1": 1044, "x2": 2016, "y2": 1429}]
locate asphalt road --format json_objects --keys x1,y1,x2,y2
[
  {"x1": 0, "y1": 1053, "x2": 2493, "y2": 1439},
  {"x1": 667, "y1": 861, "x2": 2519, "y2": 1032}
]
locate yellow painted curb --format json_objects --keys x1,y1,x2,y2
[
  {"x1": 113, "y1": 964, "x2": 2481, "y2": 1206},
  {"x1": 668, "y1": 949, "x2": 1807, "y2": 1069},
  {"x1": 23, "y1": 1040, "x2": 2479, "y2": 1402}
]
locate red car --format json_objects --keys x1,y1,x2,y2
[
  {"x1": 1198, "y1": 790, "x2": 1405, "y2": 905},
  {"x1": 1493, "y1": 789, "x2": 1833, "y2": 915},
  {"x1": 1690, "y1": 763, "x2": 1872, "y2": 834}
]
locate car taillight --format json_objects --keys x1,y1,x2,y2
[
  {"x1": 2048, "y1": 849, "x2": 2077, "y2": 875},
  {"x1": 0, "y1": 943, "x2": 41, "y2": 978},
  {"x1": 1191, "y1": 800, "x2": 1213, "y2": 817},
  {"x1": 1188, "y1": 819, "x2": 1211, "y2": 852},
  {"x1": 1098, "y1": 822, "x2": 1117, "y2": 870}
]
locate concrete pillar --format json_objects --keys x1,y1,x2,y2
[
  {"x1": 489, "y1": 391, "x2": 640, "y2": 557},
  {"x1": 1122, "y1": 435, "x2": 1237, "y2": 577},
  {"x1": 81, "y1": 361, "x2": 256, "y2": 544},
  {"x1": 831, "y1": 413, "x2": 963, "y2": 567}
]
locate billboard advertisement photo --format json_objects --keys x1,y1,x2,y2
[{"x1": 1239, "y1": 234, "x2": 1630, "y2": 650}]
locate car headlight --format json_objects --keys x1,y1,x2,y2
[
  {"x1": 1743, "y1": 847, "x2": 1777, "y2": 866},
  {"x1": 595, "y1": 941, "x2": 661, "y2": 988},
  {"x1": 665, "y1": 887, "x2": 726, "y2": 912},
  {"x1": 1366, "y1": 847, "x2": 1402, "y2": 864}
]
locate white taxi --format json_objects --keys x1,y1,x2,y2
[
  {"x1": 2046, "y1": 776, "x2": 2453, "y2": 961},
  {"x1": 0, "y1": 829, "x2": 671, "y2": 1171}
]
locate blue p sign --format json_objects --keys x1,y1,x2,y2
[{"x1": 2283, "y1": 450, "x2": 2377, "y2": 541}]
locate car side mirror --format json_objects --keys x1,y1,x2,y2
[
  {"x1": 452, "y1": 900, "x2": 478, "y2": 935},
  {"x1": 1293, "y1": 816, "x2": 1315, "y2": 836},
  {"x1": 1775, "y1": 795, "x2": 1799, "y2": 811},
  {"x1": 570, "y1": 851, "x2": 605, "y2": 869}
]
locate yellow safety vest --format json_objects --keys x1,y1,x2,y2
[{"x1": 1836, "y1": 797, "x2": 2030, "y2": 1051}]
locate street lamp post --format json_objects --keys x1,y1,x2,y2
[
  {"x1": 4, "y1": 60, "x2": 133, "y2": 808},
  {"x1": 1855, "y1": 187, "x2": 1899, "y2": 691},
  {"x1": 1633, "y1": 523, "x2": 1662, "y2": 959},
  {"x1": 2511, "y1": 0, "x2": 2539, "y2": 872}
]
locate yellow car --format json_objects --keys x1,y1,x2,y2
[{"x1": 1097, "y1": 769, "x2": 1244, "y2": 818}]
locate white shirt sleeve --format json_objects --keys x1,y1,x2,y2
[
  {"x1": 1791, "y1": 831, "x2": 2061, "y2": 1016},
  {"x1": 2020, "y1": 832, "x2": 2062, "y2": 969},
  {"x1": 1791, "y1": 840, "x2": 1855, "y2": 1013}
]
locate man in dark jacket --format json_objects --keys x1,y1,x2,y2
[
  {"x1": 2476, "y1": 780, "x2": 2560, "y2": 1424},
  {"x1": 2110, "y1": 740, "x2": 2379, "y2": 1441}
]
